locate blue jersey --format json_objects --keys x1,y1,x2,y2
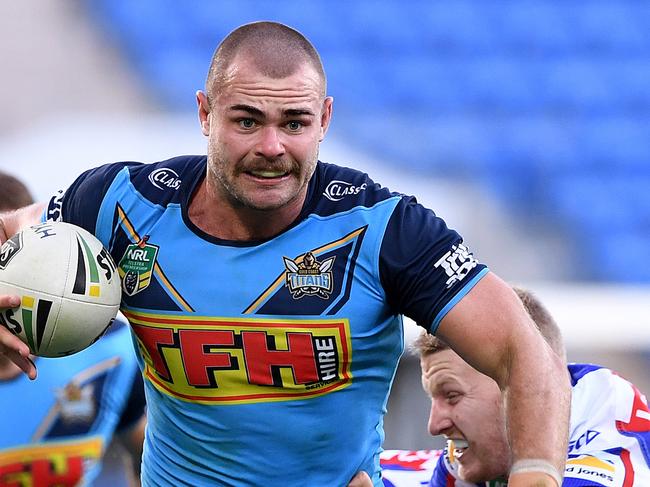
[
  {"x1": 0, "y1": 322, "x2": 144, "y2": 487},
  {"x1": 50, "y1": 156, "x2": 487, "y2": 486},
  {"x1": 424, "y1": 364, "x2": 650, "y2": 487}
]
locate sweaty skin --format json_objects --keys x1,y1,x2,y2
[
  {"x1": 192, "y1": 57, "x2": 332, "y2": 241},
  {"x1": 422, "y1": 348, "x2": 511, "y2": 482}
]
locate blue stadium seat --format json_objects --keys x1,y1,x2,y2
[
  {"x1": 494, "y1": 1, "x2": 572, "y2": 54},
  {"x1": 568, "y1": 3, "x2": 647, "y2": 55},
  {"x1": 590, "y1": 232, "x2": 650, "y2": 282},
  {"x1": 578, "y1": 120, "x2": 649, "y2": 170},
  {"x1": 417, "y1": 1, "x2": 496, "y2": 55}
]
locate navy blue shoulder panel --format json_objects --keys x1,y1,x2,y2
[
  {"x1": 116, "y1": 370, "x2": 146, "y2": 432},
  {"x1": 125, "y1": 154, "x2": 206, "y2": 207},
  {"x1": 60, "y1": 155, "x2": 206, "y2": 234},
  {"x1": 61, "y1": 161, "x2": 138, "y2": 233},
  {"x1": 301, "y1": 161, "x2": 395, "y2": 218},
  {"x1": 304, "y1": 162, "x2": 487, "y2": 332},
  {"x1": 379, "y1": 196, "x2": 487, "y2": 331}
]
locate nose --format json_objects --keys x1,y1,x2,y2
[
  {"x1": 255, "y1": 127, "x2": 285, "y2": 159},
  {"x1": 427, "y1": 400, "x2": 453, "y2": 437}
]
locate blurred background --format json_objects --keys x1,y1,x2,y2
[{"x1": 1, "y1": 0, "x2": 649, "y2": 464}]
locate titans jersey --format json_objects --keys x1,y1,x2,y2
[
  {"x1": 419, "y1": 364, "x2": 650, "y2": 487},
  {"x1": 0, "y1": 322, "x2": 144, "y2": 487},
  {"x1": 49, "y1": 156, "x2": 487, "y2": 486}
]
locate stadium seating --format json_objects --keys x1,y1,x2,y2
[{"x1": 86, "y1": 0, "x2": 650, "y2": 282}]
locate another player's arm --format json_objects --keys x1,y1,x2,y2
[
  {"x1": 0, "y1": 203, "x2": 45, "y2": 243},
  {"x1": 0, "y1": 203, "x2": 46, "y2": 379},
  {"x1": 113, "y1": 368, "x2": 147, "y2": 486},
  {"x1": 436, "y1": 272, "x2": 570, "y2": 487},
  {"x1": 117, "y1": 415, "x2": 146, "y2": 487}
]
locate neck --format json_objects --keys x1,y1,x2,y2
[{"x1": 188, "y1": 178, "x2": 307, "y2": 241}]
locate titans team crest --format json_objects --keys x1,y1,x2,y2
[{"x1": 283, "y1": 252, "x2": 335, "y2": 299}]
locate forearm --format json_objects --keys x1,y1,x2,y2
[
  {"x1": 505, "y1": 342, "x2": 570, "y2": 486},
  {"x1": 436, "y1": 274, "x2": 571, "y2": 486},
  {"x1": 119, "y1": 415, "x2": 146, "y2": 485}
]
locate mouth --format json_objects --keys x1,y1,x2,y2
[
  {"x1": 246, "y1": 169, "x2": 290, "y2": 179},
  {"x1": 447, "y1": 438, "x2": 469, "y2": 463}
]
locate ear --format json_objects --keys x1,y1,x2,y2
[
  {"x1": 318, "y1": 96, "x2": 334, "y2": 142},
  {"x1": 196, "y1": 90, "x2": 211, "y2": 136}
]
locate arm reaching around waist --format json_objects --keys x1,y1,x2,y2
[{"x1": 436, "y1": 272, "x2": 570, "y2": 487}]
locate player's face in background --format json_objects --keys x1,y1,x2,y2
[
  {"x1": 199, "y1": 56, "x2": 332, "y2": 211},
  {"x1": 421, "y1": 349, "x2": 511, "y2": 483}
]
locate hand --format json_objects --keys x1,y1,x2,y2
[
  {"x1": 0, "y1": 294, "x2": 37, "y2": 379},
  {"x1": 347, "y1": 471, "x2": 372, "y2": 487}
]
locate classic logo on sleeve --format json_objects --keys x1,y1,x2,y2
[
  {"x1": 434, "y1": 243, "x2": 478, "y2": 288},
  {"x1": 124, "y1": 311, "x2": 352, "y2": 405},
  {"x1": 148, "y1": 168, "x2": 182, "y2": 190},
  {"x1": 323, "y1": 180, "x2": 368, "y2": 202}
]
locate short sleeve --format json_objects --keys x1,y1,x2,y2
[
  {"x1": 379, "y1": 196, "x2": 488, "y2": 334},
  {"x1": 44, "y1": 162, "x2": 135, "y2": 235}
]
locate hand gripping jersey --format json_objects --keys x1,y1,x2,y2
[
  {"x1": 389, "y1": 364, "x2": 650, "y2": 487},
  {"x1": 0, "y1": 321, "x2": 145, "y2": 487},
  {"x1": 48, "y1": 156, "x2": 488, "y2": 486}
]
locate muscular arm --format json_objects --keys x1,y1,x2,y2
[
  {"x1": 436, "y1": 272, "x2": 570, "y2": 487},
  {"x1": 0, "y1": 203, "x2": 46, "y2": 379}
]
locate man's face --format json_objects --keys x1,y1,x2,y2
[
  {"x1": 421, "y1": 349, "x2": 511, "y2": 482},
  {"x1": 198, "y1": 57, "x2": 332, "y2": 212}
]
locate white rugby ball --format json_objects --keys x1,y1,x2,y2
[{"x1": 0, "y1": 221, "x2": 121, "y2": 357}]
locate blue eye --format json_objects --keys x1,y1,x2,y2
[
  {"x1": 287, "y1": 121, "x2": 303, "y2": 131},
  {"x1": 239, "y1": 119, "x2": 255, "y2": 129}
]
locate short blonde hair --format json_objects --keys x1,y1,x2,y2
[{"x1": 206, "y1": 21, "x2": 326, "y2": 100}]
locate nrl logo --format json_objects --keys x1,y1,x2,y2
[
  {"x1": 118, "y1": 236, "x2": 159, "y2": 296},
  {"x1": 283, "y1": 252, "x2": 335, "y2": 300}
]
